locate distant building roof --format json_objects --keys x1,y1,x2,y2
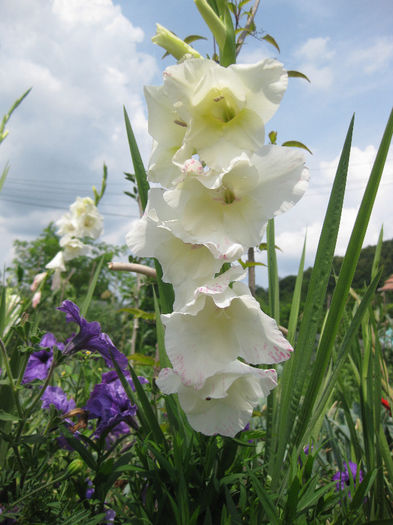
[{"x1": 379, "y1": 274, "x2": 393, "y2": 292}]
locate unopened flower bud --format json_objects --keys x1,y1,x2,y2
[
  {"x1": 152, "y1": 23, "x2": 201, "y2": 61},
  {"x1": 182, "y1": 158, "x2": 204, "y2": 176},
  {"x1": 67, "y1": 459, "x2": 84, "y2": 476}
]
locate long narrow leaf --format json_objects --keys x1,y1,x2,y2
[
  {"x1": 287, "y1": 234, "x2": 306, "y2": 344},
  {"x1": 371, "y1": 225, "x2": 383, "y2": 281},
  {"x1": 80, "y1": 255, "x2": 104, "y2": 318},
  {"x1": 123, "y1": 106, "x2": 174, "y2": 313},
  {"x1": 294, "y1": 108, "x2": 393, "y2": 447},
  {"x1": 128, "y1": 363, "x2": 167, "y2": 448},
  {"x1": 270, "y1": 116, "x2": 354, "y2": 484},
  {"x1": 123, "y1": 106, "x2": 149, "y2": 211},
  {"x1": 0, "y1": 163, "x2": 10, "y2": 193},
  {"x1": 0, "y1": 88, "x2": 32, "y2": 143},
  {"x1": 304, "y1": 271, "x2": 380, "y2": 441},
  {"x1": 249, "y1": 474, "x2": 280, "y2": 525}
]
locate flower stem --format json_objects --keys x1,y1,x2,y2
[
  {"x1": 6, "y1": 472, "x2": 69, "y2": 510},
  {"x1": 0, "y1": 338, "x2": 24, "y2": 419}
]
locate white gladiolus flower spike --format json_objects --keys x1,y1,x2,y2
[
  {"x1": 162, "y1": 272, "x2": 293, "y2": 388},
  {"x1": 145, "y1": 58, "x2": 288, "y2": 174},
  {"x1": 156, "y1": 361, "x2": 277, "y2": 437}
]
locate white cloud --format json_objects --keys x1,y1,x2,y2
[
  {"x1": 255, "y1": 144, "x2": 393, "y2": 285},
  {"x1": 294, "y1": 37, "x2": 335, "y2": 90},
  {"x1": 0, "y1": 0, "x2": 157, "y2": 269},
  {"x1": 348, "y1": 36, "x2": 393, "y2": 74},
  {"x1": 296, "y1": 37, "x2": 335, "y2": 62}
]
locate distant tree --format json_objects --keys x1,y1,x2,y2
[{"x1": 3, "y1": 224, "x2": 157, "y2": 356}]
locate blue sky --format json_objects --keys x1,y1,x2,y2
[{"x1": 0, "y1": 0, "x2": 392, "y2": 285}]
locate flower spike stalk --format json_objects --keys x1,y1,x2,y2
[{"x1": 194, "y1": 0, "x2": 227, "y2": 50}]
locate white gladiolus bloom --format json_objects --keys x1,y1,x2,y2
[
  {"x1": 70, "y1": 197, "x2": 103, "y2": 239},
  {"x1": 144, "y1": 84, "x2": 190, "y2": 188},
  {"x1": 56, "y1": 197, "x2": 103, "y2": 240},
  {"x1": 46, "y1": 251, "x2": 66, "y2": 272},
  {"x1": 158, "y1": 147, "x2": 308, "y2": 259},
  {"x1": 70, "y1": 196, "x2": 96, "y2": 217},
  {"x1": 46, "y1": 251, "x2": 66, "y2": 291},
  {"x1": 56, "y1": 212, "x2": 78, "y2": 238},
  {"x1": 60, "y1": 237, "x2": 91, "y2": 261},
  {"x1": 162, "y1": 274, "x2": 293, "y2": 388},
  {"x1": 144, "y1": 57, "x2": 288, "y2": 178},
  {"x1": 156, "y1": 361, "x2": 277, "y2": 437},
  {"x1": 126, "y1": 189, "x2": 223, "y2": 309}
]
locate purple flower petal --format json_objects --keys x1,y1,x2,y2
[
  {"x1": 41, "y1": 386, "x2": 76, "y2": 414},
  {"x1": 85, "y1": 373, "x2": 138, "y2": 437},
  {"x1": 58, "y1": 300, "x2": 128, "y2": 369},
  {"x1": 333, "y1": 461, "x2": 364, "y2": 498},
  {"x1": 40, "y1": 332, "x2": 65, "y2": 352},
  {"x1": 22, "y1": 349, "x2": 53, "y2": 383}
]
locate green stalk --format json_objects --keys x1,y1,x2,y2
[
  {"x1": 0, "y1": 339, "x2": 23, "y2": 419},
  {"x1": 267, "y1": 219, "x2": 279, "y2": 324}
]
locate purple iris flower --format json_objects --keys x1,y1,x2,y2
[
  {"x1": 85, "y1": 478, "x2": 95, "y2": 500},
  {"x1": 40, "y1": 332, "x2": 65, "y2": 352},
  {"x1": 22, "y1": 332, "x2": 64, "y2": 384},
  {"x1": 57, "y1": 300, "x2": 128, "y2": 369},
  {"x1": 101, "y1": 369, "x2": 149, "y2": 388},
  {"x1": 41, "y1": 386, "x2": 76, "y2": 414},
  {"x1": 332, "y1": 461, "x2": 363, "y2": 498},
  {"x1": 105, "y1": 509, "x2": 116, "y2": 524},
  {"x1": 85, "y1": 371, "x2": 144, "y2": 437}
]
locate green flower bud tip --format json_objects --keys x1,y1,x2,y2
[
  {"x1": 152, "y1": 24, "x2": 201, "y2": 61},
  {"x1": 67, "y1": 459, "x2": 84, "y2": 476}
]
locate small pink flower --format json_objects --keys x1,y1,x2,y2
[
  {"x1": 30, "y1": 272, "x2": 47, "y2": 292},
  {"x1": 32, "y1": 291, "x2": 42, "y2": 308}
]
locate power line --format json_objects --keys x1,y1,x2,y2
[
  {"x1": 0, "y1": 195, "x2": 139, "y2": 218},
  {"x1": 0, "y1": 190, "x2": 137, "y2": 209}
]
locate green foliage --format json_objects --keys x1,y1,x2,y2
[
  {"x1": 260, "y1": 237, "x2": 393, "y2": 329},
  {"x1": 1, "y1": 4, "x2": 393, "y2": 523}
]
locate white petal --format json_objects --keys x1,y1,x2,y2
[
  {"x1": 159, "y1": 146, "x2": 308, "y2": 258},
  {"x1": 60, "y1": 237, "x2": 91, "y2": 261},
  {"x1": 162, "y1": 281, "x2": 293, "y2": 387},
  {"x1": 46, "y1": 251, "x2": 66, "y2": 271},
  {"x1": 157, "y1": 361, "x2": 277, "y2": 437},
  {"x1": 144, "y1": 85, "x2": 186, "y2": 146},
  {"x1": 152, "y1": 58, "x2": 288, "y2": 169},
  {"x1": 126, "y1": 190, "x2": 223, "y2": 308},
  {"x1": 230, "y1": 59, "x2": 288, "y2": 123}
]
